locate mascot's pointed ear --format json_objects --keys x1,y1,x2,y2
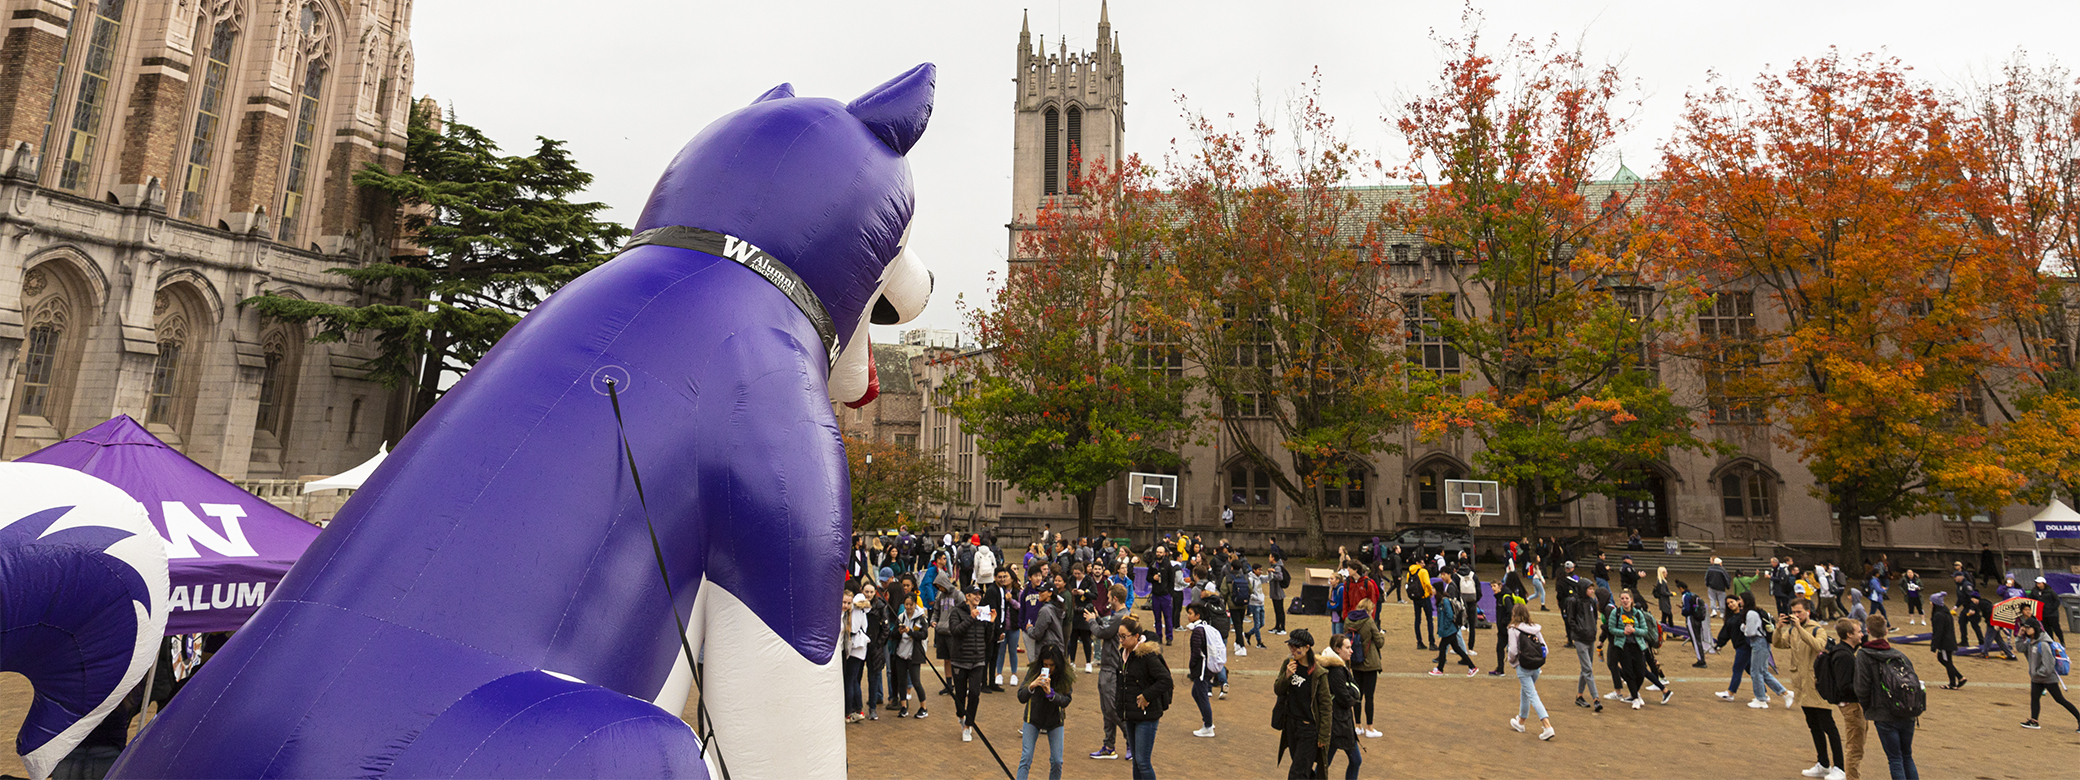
[
  {"x1": 753, "y1": 83, "x2": 795, "y2": 104},
  {"x1": 846, "y1": 63, "x2": 935, "y2": 156}
]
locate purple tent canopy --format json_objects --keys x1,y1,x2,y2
[{"x1": 17, "y1": 416, "x2": 319, "y2": 634}]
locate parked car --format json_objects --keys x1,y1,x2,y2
[{"x1": 1391, "y1": 525, "x2": 1475, "y2": 562}]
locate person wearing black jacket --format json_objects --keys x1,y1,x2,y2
[
  {"x1": 1565, "y1": 584, "x2": 1604, "y2": 711},
  {"x1": 1320, "y1": 635, "x2": 1363, "y2": 780},
  {"x1": 986, "y1": 569, "x2": 1022, "y2": 691},
  {"x1": 861, "y1": 582, "x2": 893, "y2": 720},
  {"x1": 1148, "y1": 550, "x2": 1179, "y2": 645},
  {"x1": 1118, "y1": 626, "x2": 1173, "y2": 780},
  {"x1": 1928, "y1": 591, "x2": 1965, "y2": 689},
  {"x1": 1382, "y1": 545, "x2": 1405, "y2": 603},
  {"x1": 2027, "y1": 577, "x2": 2066, "y2": 643},
  {"x1": 948, "y1": 587, "x2": 993, "y2": 742},
  {"x1": 1016, "y1": 644, "x2": 1075, "y2": 780}
]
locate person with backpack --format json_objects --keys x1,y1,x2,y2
[
  {"x1": 2018, "y1": 616, "x2": 2079, "y2": 732},
  {"x1": 1408, "y1": 560, "x2": 1437, "y2": 649},
  {"x1": 1776, "y1": 598, "x2": 1845, "y2": 780},
  {"x1": 1927, "y1": 592, "x2": 1965, "y2": 690},
  {"x1": 1488, "y1": 587, "x2": 1520, "y2": 675},
  {"x1": 1184, "y1": 603, "x2": 1225, "y2": 738},
  {"x1": 1827, "y1": 618, "x2": 1870, "y2": 780},
  {"x1": 1342, "y1": 599, "x2": 1385, "y2": 738},
  {"x1": 1680, "y1": 580, "x2": 1712, "y2": 666},
  {"x1": 1319, "y1": 635, "x2": 1364, "y2": 779},
  {"x1": 1116, "y1": 624, "x2": 1171, "y2": 780},
  {"x1": 1565, "y1": 584, "x2": 1605, "y2": 711},
  {"x1": 1853, "y1": 614, "x2": 1923, "y2": 780},
  {"x1": 1739, "y1": 591, "x2": 1791, "y2": 708},
  {"x1": 1604, "y1": 590, "x2": 1656, "y2": 710},
  {"x1": 1429, "y1": 594, "x2": 1477, "y2": 676},
  {"x1": 1274, "y1": 629, "x2": 1332, "y2": 780},
  {"x1": 1507, "y1": 602, "x2": 1558, "y2": 740}
]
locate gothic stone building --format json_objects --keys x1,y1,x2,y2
[
  {"x1": 921, "y1": 7, "x2": 2072, "y2": 567},
  {"x1": 0, "y1": 0, "x2": 415, "y2": 478}
]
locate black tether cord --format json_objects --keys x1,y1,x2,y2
[
  {"x1": 605, "y1": 378, "x2": 730, "y2": 780},
  {"x1": 918, "y1": 653, "x2": 1017, "y2": 780}
]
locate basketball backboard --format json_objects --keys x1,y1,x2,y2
[
  {"x1": 1127, "y1": 472, "x2": 1178, "y2": 508},
  {"x1": 1444, "y1": 479, "x2": 1501, "y2": 528}
]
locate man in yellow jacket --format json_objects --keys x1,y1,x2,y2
[{"x1": 1408, "y1": 562, "x2": 1436, "y2": 649}]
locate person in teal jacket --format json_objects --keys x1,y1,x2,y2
[
  {"x1": 1603, "y1": 591, "x2": 1656, "y2": 708},
  {"x1": 1430, "y1": 596, "x2": 1476, "y2": 675}
]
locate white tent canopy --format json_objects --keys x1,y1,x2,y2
[
  {"x1": 2004, "y1": 499, "x2": 2080, "y2": 534},
  {"x1": 302, "y1": 443, "x2": 388, "y2": 494}
]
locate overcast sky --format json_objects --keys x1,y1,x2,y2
[{"x1": 413, "y1": 1, "x2": 2080, "y2": 340}]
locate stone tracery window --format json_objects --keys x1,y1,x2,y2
[
  {"x1": 278, "y1": 57, "x2": 326, "y2": 242},
  {"x1": 56, "y1": 0, "x2": 129, "y2": 191},
  {"x1": 181, "y1": 17, "x2": 240, "y2": 219}
]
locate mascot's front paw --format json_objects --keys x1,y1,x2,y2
[{"x1": 386, "y1": 671, "x2": 708, "y2": 779}]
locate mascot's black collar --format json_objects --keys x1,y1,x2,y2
[{"x1": 623, "y1": 226, "x2": 841, "y2": 367}]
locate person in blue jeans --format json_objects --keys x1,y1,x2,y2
[
  {"x1": 1117, "y1": 623, "x2": 1172, "y2": 780},
  {"x1": 1015, "y1": 644, "x2": 1074, "y2": 780},
  {"x1": 1854, "y1": 614, "x2": 1920, "y2": 780}
]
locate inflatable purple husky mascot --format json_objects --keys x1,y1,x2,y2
[{"x1": 110, "y1": 63, "x2": 936, "y2": 779}]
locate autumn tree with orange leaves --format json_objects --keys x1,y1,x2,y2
[
  {"x1": 953, "y1": 157, "x2": 1189, "y2": 539},
  {"x1": 1147, "y1": 85, "x2": 1422, "y2": 559},
  {"x1": 1389, "y1": 31, "x2": 1720, "y2": 538},
  {"x1": 1964, "y1": 54, "x2": 2080, "y2": 506},
  {"x1": 1657, "y1": 51, "x2": 2032, "y2": 567}
]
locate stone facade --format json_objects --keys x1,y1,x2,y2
[
  {"x1": 919, "y1": 7, "x2": 2076, "y2": 567},
  {"x1": 833, "y1": 343, "x2": 926, "y2": 450},
  {"x1": 0, "y1": 0, "x2": 416, "y2": 480}
]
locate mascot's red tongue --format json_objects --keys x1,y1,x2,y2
[{"x1": 843, "y1": 354, "x2": 879, "y2": 409}]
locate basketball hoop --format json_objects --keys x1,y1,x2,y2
[
  {"x1": 1140, "y1": 494, "x2": 1159, "y2": 515},
  {"x1": 1445, "y1": 479, "x2": 1501, "y2": 529}
]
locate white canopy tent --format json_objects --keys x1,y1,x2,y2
[
  {"x1": 2001, "y1": 499, "x2": 2080, "y2": 569},
  {"x1": 302, "y1": 443, "x2": 388, "y2": 494}
]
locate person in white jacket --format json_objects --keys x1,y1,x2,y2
[{"x1": 1506, "y1": 602, "x2": 1556, "y2": 741}]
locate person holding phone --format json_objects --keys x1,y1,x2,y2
[{"x1": 1016, "y1": 644, "x2": 1075, "y2": 780}]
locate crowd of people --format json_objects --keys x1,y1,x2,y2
[{"x1": 837, "y1": 529, "x2": 2074, "y2": 780}]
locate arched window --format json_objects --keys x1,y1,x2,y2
[
  {"x1": 1324, "y1": 465, "x2": 1367, "y2": 510},
  {"x1": 1720, "y1": 466, "x2": 1772, "y2": 519},
  {"x1": 181, "y1": 18, "x2": 238, "y2": 220},
  {"x1": 1065, "y1": 105, "x2": 1082, "y2": 194},
  {"x1": 1414, "y1": 461, "x2": 1465, "y2": 513},
  {"x1": 56, "y1": 0, "x2": 130, "y2": 191},
  {"x1": 10, "y1": 261, "x2": 93, "y2": 450},
  {"x1": 1042, "y1": 106, "x2": 1060, "y2": 196},
  {"x1": 146, "y1": 286, "x2": 210, "y2": 440},
  {"x1": 279, "y1": 56, "x2": 327, "y2": 241}
]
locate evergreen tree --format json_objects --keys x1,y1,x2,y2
[{"x1": 246, "y1": 104, "x2": 627, "y2": 428}]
